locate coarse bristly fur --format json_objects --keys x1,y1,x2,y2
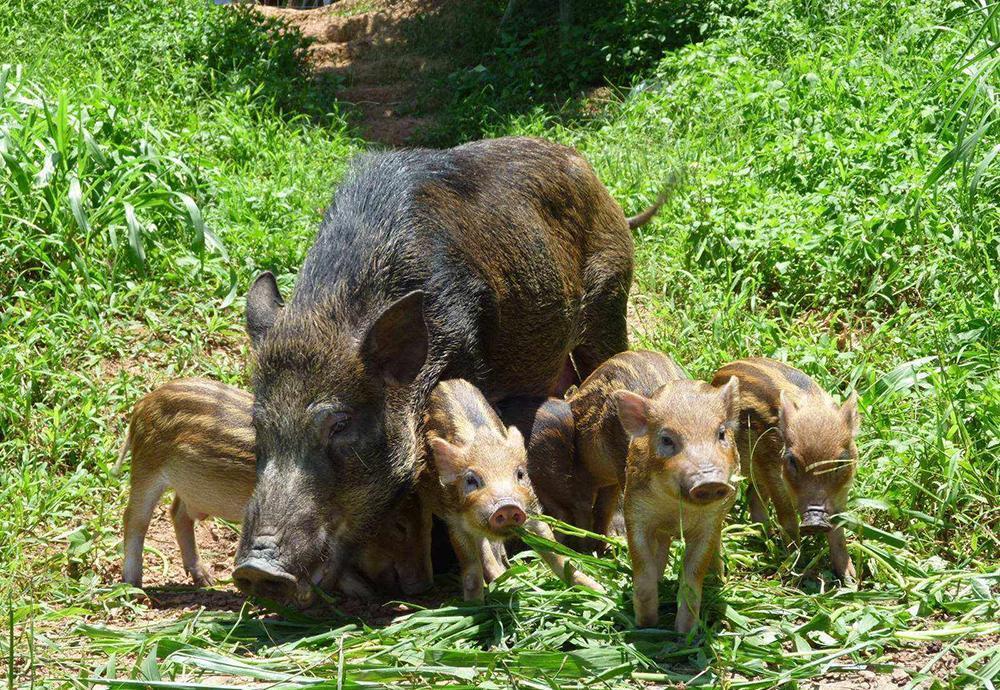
[
  {"x1": 712, "y1": 358, "x2": 860, "y2": 581},
  {"x1": 420, "y1": 379, "x2": 604, "y2": 601},
  {"x1": 119, "y1": 378, "x2": 432, "y2": 598},
  {"x1": 237, "y1": 137, "x2": 644, "y2": 603}
]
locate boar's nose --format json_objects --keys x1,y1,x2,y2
[
  {"x1": 489, "y1": 503, "x2": 526, "y2": 531},
  {"x1": 233, "y1": 557, "x2": 298, "y2": 602},
  {"x1": 684, "y1": 471, "x2": 735, "y2": 505},
  {"x1": 800, "y1": 509, "x2": 832, "y2": 535}
]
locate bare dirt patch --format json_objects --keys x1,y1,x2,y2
[
  {"x1": 806, "y1": 634, "x2": 1000, "y2": 689},
  {"x1": 255, "y1": 0, "x2": 454, "y2": 145}
]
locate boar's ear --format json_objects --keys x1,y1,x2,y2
[
  {"x1": 841, "y1": 391, "x2": 860, "y2": 438},
  {"x1": 247, "y1": 271, "x2": 284, "y2": 349},
  {"x1": 777, "y1": 390, "x2": 799, "y2": 440},
  {"x1": 718, "y1": 375, "x2": 741, "y2": 420},
  {"x1": 505, "y1": 425, "x2": 524, "y2": 448},
  {"x1": 615, "y1": 390, "x2": 651, "y2": 437},
  {"x1": 429, "y1": 436, "x2": 464, "y2": 483},
  {"x1": 362, "y1": 291, "x2": 428, "y2": 386}
]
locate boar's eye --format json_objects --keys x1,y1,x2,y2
[
  {"x1": 657, "y1": 431, "x2": 678, "y2": 457},
  {"x1": 328, "y1": 413, "x2": 351, "y2": 438},
  {"x1": 463, "y1": 470, "x2": 482, "y2": 494},
  {"x1": 515, "y1": 466, "x2": 527, "y2": 483}
]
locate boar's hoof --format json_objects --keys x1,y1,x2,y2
[
  {"x1": 686, "y1": 481, "x2": 734, "y2": 505},
  {"x1": 799, "y1": 510, "x2": 832, "y2": 535},
  {"x1": 489, "y1": 504, "x2": 527, "y2": 531},
  {"x1": 233, "y1": 558, "x2": 298, "y2": 602}
]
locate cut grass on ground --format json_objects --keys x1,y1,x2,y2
[{"x1": 1, "y1": 0, "x2": 998, "y2": 687}]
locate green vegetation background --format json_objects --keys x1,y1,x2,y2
[{"x1": 1, "y1": 0, "x2": 997, "y2": 686}]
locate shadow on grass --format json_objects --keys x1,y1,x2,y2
[{"x1": 198, "y1": 0, "x2": 726, "y2": 147}]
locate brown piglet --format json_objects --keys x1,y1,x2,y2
[
  {"x1": 119, "y1": 378, "x2": 432, "y2": 599},
  {"x1": 570, "y1": 350, "x2": 688, "y2": 540},
  {"x1": 420, "y1": 379, "x2": 604, "y2": 601},
  {"x1": 712, "y1": 358, "x2": 859, "y2": 580},
  {"x1": 495, "y1": 396, "x2": 595, "y2": 550},
  {"x1": 617, "y1": 377, "x2": 741, "y2": 632}
]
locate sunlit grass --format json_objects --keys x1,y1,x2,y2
[{"x1": 1, "y1": 0, "x2": 997, "y2": 686}]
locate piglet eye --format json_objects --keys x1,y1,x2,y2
[
  {"x1": 785, "y1": 453, "x2": 799, "y2": 475},
  {"x1": 717, "y1": 425, "x2": 727, "y2": 442},
  {"x1": 515, "y1": 467, "x2": 527, "y2": 483},
  {"x1": 464, "y1": 471, "x2": 482, "y2": 493},
  {"x1": 658, "y1": 432, "x2": 677, "y2": 457}
]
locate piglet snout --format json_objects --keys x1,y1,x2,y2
[
  {"x1": 682, "y1": 470, "x2": 735, "y2": 505},
  {"x1": 489, "y1": 503, "x2": 526, "y2": 531},
  {"x1": 800, "y1": 508, "x2": 832, "y2": 535}
]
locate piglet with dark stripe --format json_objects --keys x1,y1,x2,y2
[
  {"x1": 420, "y1": 379, "x2": 604, "y2": 601},
  {"x1": 570, "y1": 350, "x2": 689, "y2": 540},
  {"x1": 118, "y1": 379, "x2": 432, "y2": 600},
  {"x1": 712, "y1": 358, "x2": 859, "y2": 581},
  {"x1": 495, "y1": 396, "x2": 595, "y2": 551}
]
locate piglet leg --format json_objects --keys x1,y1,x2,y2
[{"x1": 525, "y1": 519, "x2": 604, "y2": 593}]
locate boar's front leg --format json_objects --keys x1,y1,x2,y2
[
  {"x1": 627, "y1": 515, "x2": 671, "y2": 628},
  {"x1": 571, "y1": 262, "x2": 631, "y2": 379},
  {"x1": 449, "y1": 529, "x2": 486, "y2": 602},
  {"x1": 675, "y1": 522, "x2": 721, "y2": 634},
  {"x1": 524, "y1": 518, "x2": 605, "y2": 593}
]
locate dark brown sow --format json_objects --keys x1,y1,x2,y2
[
  {"x1": 118, "y1": 379, "x2": 432, "y2": 601},
  {"x1": 236, "y1": 136, "x2": 663, "y2": 603}
]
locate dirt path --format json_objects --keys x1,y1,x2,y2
[{"x1": 256, "y1": 0, "x2": 454, "y2": 146}]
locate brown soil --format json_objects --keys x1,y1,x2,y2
[
  {"x1": 255, "y1": 0, "x2": 453, "y2": 146},
  {"x1": 806, "y1": 634, "x2": 1000, "y2": 689}
]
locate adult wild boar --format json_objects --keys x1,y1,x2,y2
[{"x1": 234, "y1": 137, "x2": 663, "y2": 603}]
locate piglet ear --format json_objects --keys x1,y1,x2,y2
[
  {"x1": 429, "y1": 436, "x2": 464, "y2": 483},
  {"x1": 505, "y1": 425, "x2": 524, "y2": 448},
  {"x1": 615, "y1": 390, "x2": 651, "y2": 437},
  {"x1": 777, "y1": 390, "x2": 798, "y2": 441},
  {"x1": 361, "y1": 291, "x2": 428, "y2": 386},
  {"x1": 718, "y1": 375, "x2": 741, "y2": 420},
  {"x1": 841, "y1": 391, "x2": 861, "y2": 438}
]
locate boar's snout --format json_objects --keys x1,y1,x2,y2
[
  {"x1": 800, "y1": 508, "x2": 832, "y2": 535},
  {"x1": 682, "y1": 470, "x2": 735, "y2": 505},
  {"x1": 489, "y1": 502, "x2": 527, "y2": 531},
  {"x1": 233, "y1": 556, "x2": 298, "y2": 602}
]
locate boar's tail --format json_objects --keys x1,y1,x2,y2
[
  {"x1": 626, "y1": 169, "x2": 684, "y2": 230},
  {"x1": 113, "y1": 428, "x2": 132, "y2": 476}
]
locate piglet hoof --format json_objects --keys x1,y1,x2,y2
[
  {"x1": 837, "y1": 559, "x2": 858, "y2": 588},
  {"x1": 189, "y1": 565, "x2": 215, "y2": 588},
  {"x1": 571, "y1": 572, "x2": 605, "y2": 593}
]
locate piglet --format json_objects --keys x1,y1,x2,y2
[{"x1": 420, "y1": 379, "x2": 604, "y2": 601}]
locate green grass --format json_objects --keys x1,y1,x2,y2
[{"x1": 1, "y1": 0, "x2": 998, "y2": 687}]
